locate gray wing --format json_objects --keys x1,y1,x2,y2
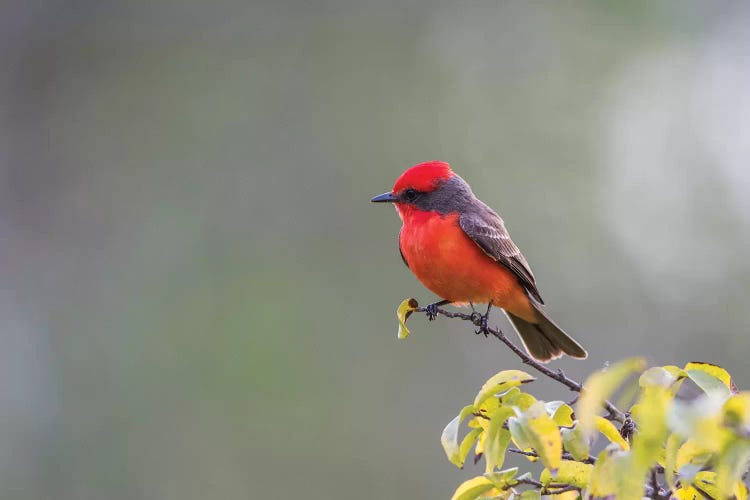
[{"x1": 458, "y1": 203, "x2": 544, "y2": 304}]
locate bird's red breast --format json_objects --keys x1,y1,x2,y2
[{"x1": 398, "y1": 209, "x2": 537, "y2": 323}]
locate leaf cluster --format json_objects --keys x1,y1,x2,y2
[{"x1": 441, "y1": 359, "x2": 750, "y2": 499}]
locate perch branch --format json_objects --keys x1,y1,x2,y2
[{"x1": 416, "y1": 304, "x2": 626, "y2": 422}]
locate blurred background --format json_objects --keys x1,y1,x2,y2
[{"x1": 2, "y1": 1, "x2": 750, "y2": 498}]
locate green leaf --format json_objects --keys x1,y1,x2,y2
[
  {"x1": 577, "y1": 357, "x2": 646, "y2": 439},
  {"x1": 396, "y1": 298, "x2": 419, "y2": 339},
  {"x1": 501, "y1": 387, "x2": 537, "y2": 411},
  {"x1": 450, "y1": 476, "x2": 496, "y2": 500},
  {"x1": 484, "y1": 406, "x2": 515, "y2": 472},
  {"x1": 442, "y1": 405, "x2": 477, "y2": 467},
  {"x1": 540, "y1": 460, "x2": 593, "y2": 488},
  {"x1": 484, "y1": 467, "x2": 518, "y2": 489},
  {"x1": 561, "y1": 425, "x2": 590, "y2": 462},
  {"x1": 474, "y1": 370, "x2": 535, "y2": 408},
  {"x1": 595, "y1": 416, "x2": 629, "y2": 451}
]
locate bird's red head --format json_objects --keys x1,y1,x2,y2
[
  {"x1": 391, "y1": 161, "x2": 454, "y2": 194},
  {"x1": 371, "y1": 161, "x2": 465, "y2": 222}
]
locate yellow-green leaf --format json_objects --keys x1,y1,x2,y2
[
  {"x1": 673, "y1": 485, "x2": 700, "y2": 500},
  {"x1": 561, "y1": 425, "x2": 590, "y2": 462},
  {"x1": 501, "y1": 387, "x2": 537, "y2": 411},
  {"x1": 588, "y1": 448, "x2": 619, "y2": 497},
  {"x1": 675, "y1": 439, "x2": 712, "y2": 471},
  {"x1": 736, "y1": 480, "x2": 749, "y2": 500},
  {"x1": 523, "y1": 401, "x2": 562, "y2": 472},
  {"x1": 664, "y1": 433, "x2": 681, "y2": 490},
  {"x1": 723, "y1": 392, "x2": 750, "y2": 435},
  {"x1": 595, "y1": 416, "x2": 629, "y2": 451},
  {"x1": 442, "y1": 405, "x2": 477, "y2": 467},
  {"x1": 484, "y1": 407, "x2": 515, "y2": 472},
  {"x1": 507, "y1": 416, "x2": 531, "y2": 451},
  {"x1": 475, "y1": 394, "x2": 502, "y2": 421},
  {"x1": 457, "y1": 428, "x2": 482, "y2": 468},
  {"x1": 669, "y1": 394, "x2": 730, "y2": 453},
  {"x1": 694, "y1": 471, "x2": 722, "y2": 499},
  {"x1": 715, "y1": 441, "x2": 750, "y2": 498},
  {"x1": 686, "y1": 369, "x2": 731, "y2": 398},
  {"x1": 546, "y1": 401, "x2": 574, "y2": 427},
  {"x1": 474, "y1": 370, "x2": 535, "y2": 408},
  {"x1": 550, "y1": 492, "x2": 581, "y2": 500},
  {"x1": 577, "y1": 357, "x2": 646, "y2": 439},
  {"x1": 620, "y1": 385, "x2": 670, "y2": 499},
  {"x1": 663, "y1": 365, "x2": 688, "y2": 379},
  {"x1": 684, "y1": 361, "x2": 733, "y2": 391},
  {"x1": 484, "y1": 467, "x2": 518, "y2": 489},
  {"x1": 396, "y1": 298, "x2": 419, "y2": 339},
  {"x1": 639, "y1": 366, "x2": 678, "y2": 388},
  {"x1": 540, "y1": 460, "x2": 593, "y2": 488},
  {"x1": 451, "y1": 476, "x2": 496, "y2": 500},
  {"x1": 518, "y1": 490, "x2": 541, "y2": 500}
]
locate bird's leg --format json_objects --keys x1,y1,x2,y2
[
  {"x1": 425, "y1": 299, "x2": 450, "y2": 321},
  {"x1": 471, "y1": 302, "x2": 493, "y2": 335},
  {"x1": 480, "y1": 302, "x2": 493, "y2": 337}
]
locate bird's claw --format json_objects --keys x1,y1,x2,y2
[
  {"x1": 472, "y1": 303, "x2": 492, "y2": 335},
  {"x1": 425, "y1": 303, "x2": 440, "y2": 321},
  {"x1": 470, "y1": 311, "x2": 483, "y2": 327},
  {"x1": 471, "y1": 312, "x2": 490, "y2": 335}
]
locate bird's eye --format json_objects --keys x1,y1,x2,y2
[{"x1": 404, "y1": 189, "x2": 419, "y2": 201}]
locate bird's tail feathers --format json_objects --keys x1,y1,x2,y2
[{"x1": 505, "y1": 302, "x2": 587, "y2": 363}]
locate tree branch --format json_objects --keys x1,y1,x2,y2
[{"x1": 416, "y1": 305, "x2": 626, "y2": 422}]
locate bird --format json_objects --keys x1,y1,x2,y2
[{"x1": 371, "y1": 160, "x2": 586, "y2": 362}]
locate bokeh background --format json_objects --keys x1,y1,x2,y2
[{"x1": 2, "y1": 1, "x2": 750, "y2": 498}]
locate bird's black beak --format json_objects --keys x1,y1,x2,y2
[{"x1": 370, "y1": 192, "x2": 398, "y2": 203}]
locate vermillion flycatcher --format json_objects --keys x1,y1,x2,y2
[{"x1": 371, "y1": 161, "x2": 586, "y2": 362}]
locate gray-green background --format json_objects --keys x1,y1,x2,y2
[{"x1": 3, "y1": 1, "x2": 750, "y2": 498}]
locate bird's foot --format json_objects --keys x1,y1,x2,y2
[
  {"x1": 425, "y1": 303, "x2": 439, "y2": 321},
  {"x1": 425, "y1": 300, "x2": 450, "y2": 321}
]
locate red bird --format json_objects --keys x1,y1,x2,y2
[{"x1": 371, "y1": 161, "x2": 586, "y2": 362}]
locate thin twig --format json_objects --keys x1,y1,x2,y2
[
  {"x1": 417, "y1": 305, "x2": 626, "y2": 422},
  {"x1": 512, "y1": 477, "x2": 580, "y2": 495},
  {"x1": 648, "y1": 468, "x2": 671, "y2": 500},
  {"x1": 649, "y1": 469, "x2": 660, "y2": 499},
  {"x1": 546, "y1": 484, "x2": 582, "y2": 495},
  {"x1": 508, "y1": 446, "x2": 596, "y2": 465}
]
